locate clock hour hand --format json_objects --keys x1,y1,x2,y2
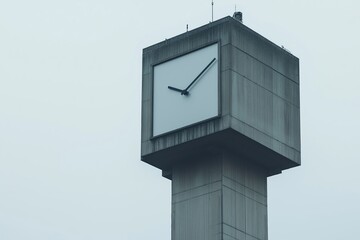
[
  {"x1": 168, "y1": 86, "x2": 189, "y2": 95},
  {"x1": 183, "y1": 57, "x2": 216, "y2": 93},
  {"x1": 168, "y1": 86, "x2": 183, "y2": 93}
]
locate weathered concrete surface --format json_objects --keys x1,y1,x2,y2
[
  {"x1": 141, "y1": 16, "x2": 300, "y2": 175},
  {"x1": 171, "y1": 151, "x2": 268, "y2": 240},
  {"x1": 141, "y1": 15, "x2": 301, "y2": 240}
]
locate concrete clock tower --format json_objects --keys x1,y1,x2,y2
[{"x1": 141, "y1": 14, "x2": 300, "y2": 240}]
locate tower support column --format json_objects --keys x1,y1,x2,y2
[{"x1": 171, "y1": 150, "x2": 268, "y2": 240}]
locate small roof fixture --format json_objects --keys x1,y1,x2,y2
[{"x1": 233, "y1": 11, "x2": 243, "y2": 23}]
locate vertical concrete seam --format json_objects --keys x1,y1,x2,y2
[
  {"x1": 220, "y1": 150, "x2": 224, "y2": 240},
  {"x1": 244, "y1": 159, "x2": 248, "y2": 238},
  {"x1": 229, "y1": 24, "x2": 233, "y2": 122}
]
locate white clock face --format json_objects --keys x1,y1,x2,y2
[{"x1": 153, "y1": 43, "x2": 219, "y2": 137}]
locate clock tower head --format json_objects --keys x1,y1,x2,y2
[{"x1": 141, "y1": 16, "x2": 300, "y2": 178}]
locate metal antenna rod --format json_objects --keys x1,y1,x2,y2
[{"x1": 212, "y1": 0, "x2": 214, "y2": 22}]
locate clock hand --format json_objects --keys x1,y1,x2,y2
[
  {"x1": 183, "y1": 57, "x2": 216, "y2": 94},
  {"x1": 168, "y1": 86, "x2": 184, "y2": 93},
  {"x1": 168, "y1": 58, "x2": 216, "y2": 96},
  {"x1": 168, "y1": 86, "x2": 189, "y2": 95}
]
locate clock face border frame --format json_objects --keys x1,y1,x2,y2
[{"x1": 150, "y1": 40, "x2": 222, "y2": 139}]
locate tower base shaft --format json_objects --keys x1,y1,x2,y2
[{"x1": 171, "y1": 151, "x2": 268, "y2": 240}]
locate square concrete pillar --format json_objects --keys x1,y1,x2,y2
[{"x1": 171, "y1": 151, "x2": 268, "y2": 240}]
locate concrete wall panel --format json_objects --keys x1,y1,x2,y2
[
  {"x1": 230, "y1": 22, "x2": 299, "y2": 83},
  {"x1": 172, "y1": 156, "x2": 222, "y2": 194},
  {"x1": 231, "y1": 73, "x2": 300, "y2": 152},
  {"x1": 245, "y1": 198, "x2": 268, "y2": 240},
  {"x1": 228, "y1": 45, "x2": 299, "y2": 107},
  {"x1": 141, "y1": 100, "x2": 152, "y2": 142},
  {"x1": 172, "y1": 191, "x2": 222, "y2": 240}
]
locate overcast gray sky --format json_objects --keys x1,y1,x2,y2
[{"x1": 0, "y1": 0, "x2": 359, "y2": 239}]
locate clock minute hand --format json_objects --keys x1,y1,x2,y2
[{"x1": 183, "y1": 57, "x2": 216, "y2": 94}]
